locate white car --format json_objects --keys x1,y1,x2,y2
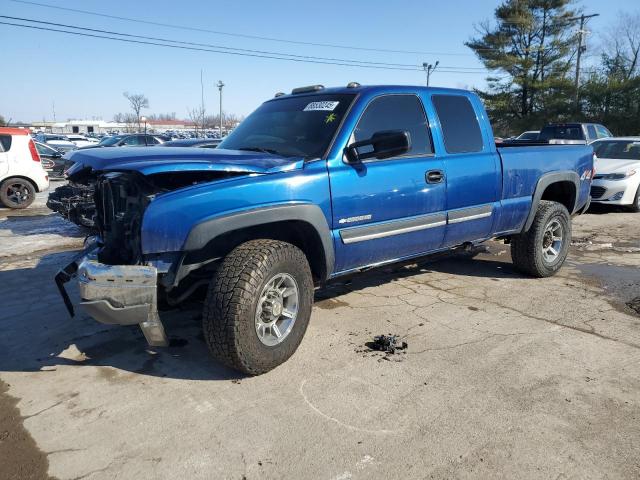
[
  {"x1": 591, "y1": 137, "x2": 640, "y2": 212},
  {"x1": 66, "y1": 134, "x2": 98, "y2": 148},
  {"x1": 0, "y1": 127, "x2": 49, "y2": 208}
]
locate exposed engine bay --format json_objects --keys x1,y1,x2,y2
[{"x1": 47, "y1": 166, "x2": 249, "y2": 240}]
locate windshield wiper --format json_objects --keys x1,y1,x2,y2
[{"x1": 237, "y1": 146, "x2": 283, "y2": 156}]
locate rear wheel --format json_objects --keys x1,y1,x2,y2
[
  {"x1": 629, "y1": 185, "x2": 640, "y2": 213},
  {"x1": 0, "y1": 178, "x2": 36, "y2": 209},
  {"x1": 202, "y1": 239, "x2": 314, "y2": 375},
  {"x1": 510, "y1": 200, "x2": 571, "y2": 277}
]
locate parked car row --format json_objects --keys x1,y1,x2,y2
[{"x1": 46, "y1": 136, "x2": 222, "y2": 225}]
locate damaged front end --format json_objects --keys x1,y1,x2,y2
[
  {"x1": 47, "y1": 168, "x2": 98, "y2": 228},
  {"x1": 55, "y1": 168, "x2": 250, "y2": 346}
]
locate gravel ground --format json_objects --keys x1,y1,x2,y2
[{"x1": 0, "y1": 184, "x2": 639, "y2": 479}]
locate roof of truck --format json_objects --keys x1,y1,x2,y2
[{"x1": 270, "y1": 84, "x2": 473, "y2": 100}]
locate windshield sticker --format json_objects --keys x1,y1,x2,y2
[
  {"x1": 325, "y1": 113, "x2": 337, "y2": 123},
  {"x1": 304, "y1": 101, "x2": 339, "y2": 112}
]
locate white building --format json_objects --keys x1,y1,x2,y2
[{"x1": 31, "y1": 120, "x2": 125, "y2": 134}]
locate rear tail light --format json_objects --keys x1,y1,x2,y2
[{"x1": 28, "y1": 139, "x2": 41, "y2": 162}]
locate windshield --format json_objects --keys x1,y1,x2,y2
[
  {"x1": 99, "y1": 135, "x2": 124, "y2": 146},
  {"x1": 517, "y1": 131, "x2": 539, "y2": 140},
  {"x1": 594, "y1": 140, "x2": 640, "y2": 160},
  {"x1": 219, "y1": 94, "x2": 355, "y2": 159}
]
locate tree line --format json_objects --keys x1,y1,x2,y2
[
  {"x1": 467, "y1": 0, "x2": 640, "y2": 137},
  {"x1": 113, "y1": 92, "x2": 242, "y2": 134}
]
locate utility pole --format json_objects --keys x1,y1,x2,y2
[
  {"x1": 217, "y1": 80, "x2": 224, "y2": 137},
  {"x1": 422, "y1": 61, "x2": 439, "y2": 86},
  {"x1": 570, "y1": 13, "x2": 599, "y2": 111},
  {"x1": 200, "y1": 69, "x2": 204, "y2": 137}
]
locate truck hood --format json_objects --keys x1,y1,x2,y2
[
  {"x1": 594, "y1": 157, "x2": 640, "y2": 174},
  {"x1": 65, "y1": 147, "x2": 305, "y2": 177}
]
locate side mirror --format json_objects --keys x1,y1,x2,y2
[{"x1": 346, "y1": 130, "x2": 411, "y2": 163}]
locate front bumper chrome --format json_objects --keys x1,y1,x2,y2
[{"x1": 56, "y1": 248, "x2": 168, "y2": 347}]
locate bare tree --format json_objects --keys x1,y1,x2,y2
[
  {"x1": 187, "y1": 105, "x2": 207, "y2": 137},
  {"x1": 602, "y1": 12, "x2": 640, "y2": 80},
  {"x1": 123, "y1": 92, "x2": 149, "y2": 131},
  {"x1": 113, "y1": 112, "x2": 138, "y2": 132}
]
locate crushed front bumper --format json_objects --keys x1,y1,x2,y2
[{"x1": 55, "y1": 247, "x2": 168, "y2": 347}]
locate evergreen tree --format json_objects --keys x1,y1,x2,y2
[{"x1": 466, "y1": 0, "x2": 578, "y2": 136}]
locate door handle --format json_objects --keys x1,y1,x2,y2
[{"x1": 426, "y1": 170, "x2": 444, "y2": 184}]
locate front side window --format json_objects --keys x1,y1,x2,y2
[
  {"x1": 596, "y1": 125, "x2": 612, "y2": 138},
  {"x1": 123, "y1": 136, "x2": 142, "y2": 146},
  {"x1": 220, "y1": 94, "x2": 355, "y2": 159},
  {"x1": 352, "y1": 94, "x2": 432, "y2": 157},
  {"x1": 432, "y1": 95, "x2": 483, "y2": 153}
]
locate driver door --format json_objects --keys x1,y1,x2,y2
[{"x1": 328, "y1": 94, "x2": 447, "y2": 273}]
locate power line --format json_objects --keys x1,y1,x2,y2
[
  {"x1": 0, "y1": 15, "x2": 422, "y2": 69},
  {"x1": 8, "y1": 0, "x2": 475, "y2": 57},
  {"x1": 0, "y1": 18, "x2": 494, "y2": 74}
]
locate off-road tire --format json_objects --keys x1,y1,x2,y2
[
  {"x1": 0, "y1": 177, "x2": 36, "y2": 209},
  {"x1": 510, "y1": 200, "x2": 571, "y2": 278},
  {"x1": 203, "y1": 239, "x2": 314, "y2": 375},
  {"x1": 629, "y1": 185, "x2": 640, "y2": 213}
]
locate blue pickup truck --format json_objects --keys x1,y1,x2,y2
[{"x1": 56, "y1": 84, "x2": 594, "y2": 374}]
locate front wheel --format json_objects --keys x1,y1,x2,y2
[
  {"x1": 510, "y1": 200, "x2": 571, "y2": 277},
  {"x1": 202, "y1": 239, "x2": 314, "y2": 375},
  {"x1": 0, "y1": 178, "x2": 36, "y2": 209}
]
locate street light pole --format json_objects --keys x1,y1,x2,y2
[
  {"x1": 217, "y1": 80, "x2": 225, "y2": 137},
  {"x1": 422, "y1": 61, "x2": 439, "y2": 86},
  {"x1": 140, "y1": 116, "x2": 147, "y2": 144}
]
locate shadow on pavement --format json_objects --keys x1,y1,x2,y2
[
  {"x1": 317, "y1": 247, "x2": 525, "y2": 302},
  {"x1": 0, "y1": 250, "x2": 242, "y2": 381},
  {"x1": 0, "y1": 246, "x2": 523, "y2": 381},
  {"x1": 587, "y1": 203, "x2": 632, "y2": 215}
]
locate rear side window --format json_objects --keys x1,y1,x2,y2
[
  {"x1": 539, "y1": 125, "x2": 584, "y2": 141},
  {"x1": 0, "y1": 135, "x2": 11, "y2": 152},
  {"x1": 353, "y1": 94, "x2": 432, "y2": 156},
  {"x1": 432, "y1": 95, "x2": 483, "y2": 153},
  {"x1": 587, "y1": 125, "x2": 597, "y2": 141}
]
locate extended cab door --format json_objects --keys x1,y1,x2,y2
[
  {"x1": 328, "y1": 93, "x2": 447, "y2": 273},
  {"x1": 429, "y1": 94, "x2": 500, "y2": 246}
]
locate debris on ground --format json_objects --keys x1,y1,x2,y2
[
  {"x1": 368, "y1": 335, "x2": 408, "y2": 354},
  {"x1": 626, "y1": 297, "x2": 640, "y2": 316}
]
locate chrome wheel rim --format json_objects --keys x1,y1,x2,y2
[
  {"x1": 255, "y1": 273, "x2": 299, "y2": 346},
  {"x1": 5, "y1": 182, "x2": 31, "y2": 206},
  {"x1": 542, "y1": 219, "x2": 563, "y2": 263}
]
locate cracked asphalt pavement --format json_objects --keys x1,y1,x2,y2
[{"x1": 1, "y1": 183, "x2": 639, "y2": 479}]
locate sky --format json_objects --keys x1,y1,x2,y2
[{"x1": 0, "y1": 0, "x2": 636, "y2": 123}]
